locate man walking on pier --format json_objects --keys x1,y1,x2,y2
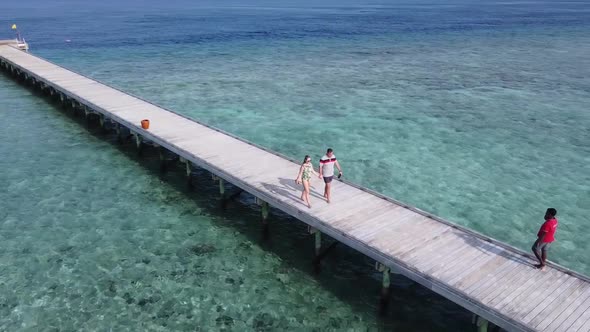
[
  {"x1": 319, "y1": 148, "x2": 342, "y2": 203},
  {"x1": 532, "y1": 208, "x2": 558, "y2": 271}
]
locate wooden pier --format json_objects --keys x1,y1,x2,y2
[
  {"x1": 0, "y1": 39, "x2": 28, "y2": 51},
  {"x1": 1, "y1": 44, "x2": 589, "y2": 332}
]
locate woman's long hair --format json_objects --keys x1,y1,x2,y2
[{"x1": 302, "y1": 155, "x2": 311, "y2": 164}]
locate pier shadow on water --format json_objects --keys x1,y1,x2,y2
[{"x1": 124, "y1": 150, "x2": 475, "y2": 332}]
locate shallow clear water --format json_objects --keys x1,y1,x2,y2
[
  {"x1": 0, "y1": 80, "x2": 471, "y2": 331},
  {"x1": 1, "y1": 0, "x2": 590, "y2": 330}
]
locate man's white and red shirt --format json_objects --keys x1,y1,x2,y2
[{"x1": 320, "y1": 154, "x2": 337, "y2": 177}]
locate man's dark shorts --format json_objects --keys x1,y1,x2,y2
[
  {"x1": 323, "y1": 176, "x2": 333, "y2": 183},
  {"x1": 532, "y1": 241, "x2": 552, "y2": 252}
]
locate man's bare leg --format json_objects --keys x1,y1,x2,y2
[
  {"x1": 532, "y1": 242, "x2": 544, "y2": 269},
  {"x1": 539, "y1": 250, "x2": 547, "y2": 270}
]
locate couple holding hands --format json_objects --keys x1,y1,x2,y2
[{"x1": 295, "y1": 148, "x2": 343, "y2": 208}]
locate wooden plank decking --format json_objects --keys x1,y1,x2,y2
[{"x1": 1, "y1": 45, "x2": 589, "y2": 332}]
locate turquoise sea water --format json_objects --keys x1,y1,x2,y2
[{"x1": 2, "y1": 0, "x2": 590, "y2": 330}]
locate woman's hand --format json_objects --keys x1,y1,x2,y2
[{"x1": 295, "y1": 177, "x2": 302, "y2": 185}]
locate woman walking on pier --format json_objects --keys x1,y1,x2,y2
[{"x1": 295, "y1": 155, "x2": 319, "y2": 208}]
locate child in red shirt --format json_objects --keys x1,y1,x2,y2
[{"x1": 532, "y1": 208, "x2": 558, "y2": 271}]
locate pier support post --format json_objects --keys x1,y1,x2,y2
[
  {"x1": 134, "y1": 133, "x2": 141, "y2": 148},
  {"x1": 83, "y1": 107, "x2": 92, "y2": 127},
  {"x1": 159, "y1": 147, "x2": 167, "y2": 174},
  {"x1": 256, "y1": 198, "x2": 270, "y2": 240},
  {"x1": 219, "y1": 178, "x2": 225, "y2": 198},
  {"x1": 376, "y1": 263, "x2": 391, "y2": 315},
  {"x1": 475, "y1": 316, "x2": 489, "y2": 332},
  {"x1": 115, "y1": 124, "x2": 123, "y2": 144},
  {"x1": 71, "y1": 101, "x2": 82, "y2": 116},
  {"x1": 315, "y1": 231, "x2": 322, "y2": 257},
  {"x1": 312, "y1": 227, "x2": 322, "y2": 273},
  {"x1": 99, "y1": 114, "x2": 106, "y2": 133},
  {"x1": 185, "y1": 160, "x2": 192, "y2": 176},
  {"x1": 309, "y1": 227, "x2": 340, "y2": 274},
  {"x1": 133, "y1": 133, "x2": 143, "y2": 156},
  {"x1": 182, "y1": 158, "x2": 193, "y2": 189},
  {"x1": 262, "y1": 201, "x2": 270, "y2": 239},
  {"x1": 261, "y1": 201, "x2": 269, "y2": 221},
  {"x1": 308, "y1": 227, "x2": 323, "y2": 273}
]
